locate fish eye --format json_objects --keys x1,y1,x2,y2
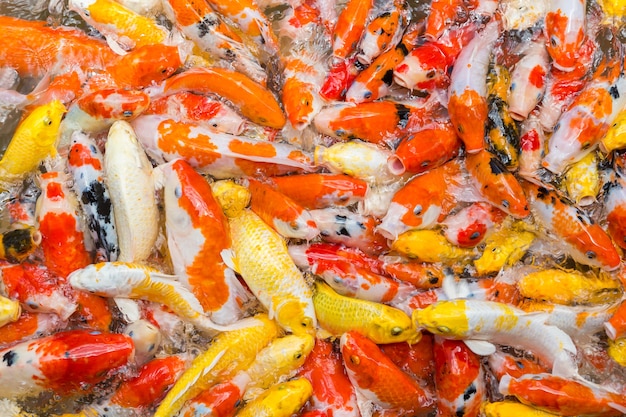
[
  {"x1": 43, "y1": 117, "x2": 53, "y2": 126},
  {"x1": 413, "y1": 204, "x2": 422, "y2": 215},
  {"x1": 426, "y1": 70, "x2": 436, "y2": 79},
  {"x1": 294, "y1": 352, "x2": 302, "y2": 360},
  {"x1": 290, "y1": 222, "x2": 299, "y2": 230},
  {"x1": 123, "y1": 110, "x2": 133, "y2": 118},
  {"x1": 301, "y1": 317, "x2": 312, "y2": 328},
  {"x1": 550, "y1": 36, "x2": 558, "y2": 47},
  {"x1": 161, "y1": 68, "x2": 168, "y2": 74},
  {"x1": 437, "y1": 326, "x2": 450, "y2": 334},
  {"x1": 586, "y1": 251, "x2": 596, "y2": 259},
  {"x1": 350, "y1": 355, "x2": 360, "y2": 365},
  {"x1": 390, "y1": 327, "x2": 403, "y2": 336}
]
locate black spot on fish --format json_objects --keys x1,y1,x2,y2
[
  {"x1": 610, "y1": 85, "x2": 620, "y2": 99},
  {"x1": 355, "y1": 60, "x2": 367, "y2": 71},
  {"x1": 3, "y1": 350, "x2": 17, "y2": 366},
  {"x1": 382, "y1": 69, "x2": 394, "y2": 86},
  {"x1": 463, "y1": 383, "x2": 477, "y2": 401},
  {"x1": 488, "y1": 157, "x2": 507, "y2": 175},
  {"x1": 395, "y1": 104, "x2": 410, "y2": 129},
  {"x1": 536, "y1": 187, "x2": 548, "y2": 199},
  {"x1": 337, "y1": 227, "x2": 351, "y2": 237},
  {"x1": 397, "y1": 42, "x2": 409, "y2": 56},
  {"x1": 224, "y1": 49, "x2": 236, "y2": 60},
  {"x1": 196, "y1": 16, "x2": 218, "y2": 38},
  {"x1": 469, "y1": 231, "x2": 481, "y2": 240}
]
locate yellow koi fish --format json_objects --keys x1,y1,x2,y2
[
  {"x1": 236, "y1": 378, "x2": 313, "y2": 417},
  {"x1": 391, "y1": 229, "x2": 475, "y2": 264}
]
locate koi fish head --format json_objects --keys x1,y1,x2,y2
[
  {"x1": 108, "y1": 44, "x2": 182, "y2": 89},
  {"x1": 412, "y1": 300, "x2": 470, "y2": 338},
  {"x1": 545, "y1": 10, "x2": 585, "y2": 72},
  {"x1": 340, "y1": 331, "x2": 386, "y2": 388},
  {"x1": 394, "y1": 43, "x2": 449, "y2": 91},
  {"x1": 275, "y1": 298, "x2": 317, "y2": 337}
]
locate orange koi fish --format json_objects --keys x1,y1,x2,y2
[
  {"x1": 109, "y1": 355, "x2": 187, "y2": 409},
  {"x1": 442, "y1": 202, "x2": 506, "y2": 248},
  {"x1": 131, "y1": 116, "x2": 312, "y2": 179},
  {"x1": 448, "y1": 20, "x2": 500, "y2": 153},
  {"x1": 0, "y1": 329, "x2": 134, "y2": 399},
  {"x1": 434, "y1": 338, "x2": 486, "y2": 417},
  {"x1": 525, "y1": 182, "x2": 621, "y2": 271},
  {"x1": 378, "y1": 159, "x2": 462, "y2": 239},
  {"x1": 159, "y1": 67, "x2": 285, "y2": 129},
  {"x1": 388, "y1": 121, "x2": 461, "y2": 175},
  {"x1": 499, "y1": 373, "x2": 626, "y2": 416},
  {"x1": 340, "y1": 331, "x2": 435, "y2": 414},
  {"x1": 268, "y1": 173, "x2": 368, "y2": 210},
  {"x1": 380, "y1": 333, "x2": 436, "y2": 386},
  {"x1": 487, "y1": 350, "x2": 549, "y2": 381},
  {"x1": 178, "y1": 380, "x2": 243, "y2": 417},
  {"x1": 424, "y1": 0, "x2": 476, "y2": 41},
  {"x1": 162, "y1": 0, "x2": 266, "y2": 83},
  {"x1": 332, "y1": 0, "x2": 375, "y2": 60},
  {"x1": 0, "y1": 312, "x2": 65, "y2": 349},
  {"x1": 248, "y1": 178, "x2": 319, "y2": 240},
  {"x1": 545, "y1": 0, "x2": 586, "y2": 71},
  {"x1": 298, "y1": 338, "x2": 360, "y2": 417},
  {"x1": 356, "y1": 0, "x2": 407, "y2": 65},
  {"x1": 160, "y1": 159, "x2": 251, "y2": 325},
  {"x1": 282, "y1": 54, "x2": 327, "y2": 130},
  {"x1": 146, "y1": 91, "x2": 247, "y2": 135},
  {"x1": 466, "y1": 149, "x2": 530, "y2": 218}
]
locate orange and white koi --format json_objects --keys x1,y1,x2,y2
[
  {"x1": 487, "y1": 350, "x2": 549, "y2": 381},
  {"x1": 122, "y1": 319, "x2": 161, "y2": 365},
  {"x1": 68, "y1": 0, "x2": 169, "y2": 52},
  {"x1": 603, "y1": 170, "x2": 626, "y2": 250},
  {"x1": 0, "y1": 329, "x2": 134, "y2": 399},
  {"x1": 378, "y1": 158, "x2": 462, "y2": 239},
  {"x1": 466, "y1": 149, "x2": 530, "y2": 218},
  {"x1": 159, "y1": 159, "x2": 250, "y2": 325},
  {"x1": 282, "y1": 53, "x2": 327, "y2": 131},
  {"x1": 605, "y1": 300, "x2": 626, "y2": 340},
  {"x1": 131, "y1": 115, "x2": 312, "y2": 179},
  {"x1": 247, "y1": 178, "x2": 319, "y2": 240},
  {"x1": 68, "y1": 262, "x2": 248, "y2": 335},
  {"x1": 67, "y1": 132, "x2": 119, "y2": 262},
  {"x1": 145, "y1": 91, "x2": 247, "y2": 135},
  {"x1": 424, "y1": 0, "x2": 474, "y2": 41},
  {"x1": 289, "y1": 244, "x2": 414, "y2": 304},
  {"x1": 268, "y1": 173, "x2": 368, "y2": 210},
  {"x1": 162, "y1": 0, "x2": 266, "y2": 84},
  {"x1": 525, "y1": 182, "x2": 621, "y2": 271},
  {"x1": 388, "y1": 121, "x2": 461, "y2": 175},
  {"x1": 499, "y1": 373, "x2": 626, "y2": 416},
  {"x1": 340, "y1": 331, "x2": 435, "y2": 414},
  {"x1": 332, "y1": 0, "x2": 375, "y2": 61},
  {"x1": 442, "y1": 202, "x2": 506, "y2": 248},
  {"x1": 310, "y1": 207, "x2": 389, "y2": 256},
  {"x1": 104, "y1": 120, "x2": 159, "y2": 263},
  {"x1": 356, "y1": 0, "x2": 406, "y2": 66},
  {"x1": 544, "y1": 0, "x2": 587, "y2": 72},
  {"x1": 413, "y1": 299, "x2": 579, "y2": 377},
  {"x1": 0, "y1": 312, "x2": 65, "y2": 349},
  {"x1": 434, "y1": 337, "x2": 486, "y2": 417},
  {"x1": 448, "y1": 20, "x2": 500, "y2": 153},
  {"x1": 298, "y1": 338, "x2": 360, "y2": 417},
  {"x1": 59, "y1": 88, "x2": 150, "y2": 148},
  {"x1": 508, "y1": 38, "x2": 549, "y2": 121}
]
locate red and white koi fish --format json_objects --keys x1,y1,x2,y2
[
  {"x1": 67, "y1": 132, "x2": 119, "y2": 262},
  {"x1": 289, "y1": 244, "x2": 414, "y2": 304},
  {"x1": 131, "y1": 115, "x2": 313, "y2": 179},
  {"x1": 332, "y1": 0, "x2": 375, "y2": 60},
  {"x1": 0, "y1": 312, "x2": 65, "y2": 350},
  {"x1": 442, "y1": 202, "x2": 506, "y2": 248},
  {"x1": 248, "y1": 178, "x2": 319, "y2": 240},
  {"x1": 177, "y1": 380, "x2": 243, "y2": 417},
  {"x1": 388, "y1": 121, "x2": 461, "y2": 175},
  {"x1": 466, "y1": 149, "x2": 530, "y2": 218},
  {"x1": 378, "y1": 158, "x2": 462, "y2": 239},
  {"x1": 434, "y1": 337, "x2": 486, "y2": 417},
  {"x1": 162, "y1": 0, "x2": 266, "y2": 84},
  {"x1": 380, "y1": 333, "x2": 436, "y2": 387},
  {"x1": 340, "y1": 331, "x2": 436, "y2": 415},
  {"x1": 146, "y1": 91, "x2": 247, "y2": 135},
  {"x1": 448, "y1": 20, "x2": 500, "y2": 153},
  {"x1": 544, "y1": 0, "x2": 587, "y2": 71},
  {"x1": 311, "y1": 207, "x2": 389, "y2": 255},
  {"x1": 499, "y1": 373, "x2": 626, "y2": 416},
  {"x1": 159, "y1": 159, "x2": 250, "y2": 325},
  {"x1": 298, "y1": 338, "x2": 361, "y2": 417},
  {"x1": 487, "y1": 350, "x2": 549, "y2": 381},
  {"x1": 0, "y1": 329, "x2": 134, "y2": 399},
  {"x1": 507, "y1": 37, "x2": 549, "y2": 121},
  {"x1": 517, "y1": 112, "x2": 546, "y2": 183},
  {"x1": 268, "y1": 173, "x2": 368, "y2": 209},
  {"x1": 525, "y1": 182, "x2": 621, "y2": 271}
]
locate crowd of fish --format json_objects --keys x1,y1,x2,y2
[{"x1": 2, "y1": 0, "x2": 626, "y2": 415}]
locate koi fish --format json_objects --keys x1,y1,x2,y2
[
  {"x1": 0, "y1": 312, "x2": 65, "y2": 350},
  {"x1": 282, "y1": 53, "x2": 327, "y2": 131},
  {"x1": 67, "y1": 132, "x2": 119, "y2": 262},
  {"x1": 0, "y1": 227, "x2": 41, "y2": 263},
  {"x1": 517, "y1": 113, "x2": 546, "y2": 184},
  {"x1": 413, "y1": 299, "x2": 579, "y2": 377},
  {"x1": 487, "y1": 350, "x2": 549, "y2": 380},
  {"x1": 605, "y1": 300, "x2": 626, "y2": 340},
  {"x1": 356, "y1": 0, "x2": 406, "y2": 65},
  {"x1": 424, "y1": 0, "x2": 474, "y2": 40},
  {"x1": 508, "y1": 38, "x2": 549, "y2": 121},
  {"x1": 177, "y1": 380, "x2": 243, "y2": 417},
  {"x1": 600, "y1": 108, "x2": 626, "y2": 154},
  {"x1": 499, "y1": 373, "x2": 626, "y2": 416},
  {"x1": 332, "y1": 0, "x2": 375, "y2": 60},
  {"x1": 481, "y1": 400, "x2": 562, "y2": 417},
  {"x1": 434, "y1": 337, "x2": 486, "y2": 417},
  {"x1": 603, "y1": 169, "x2": 626, "y2": 250},
  {"x1": 122, "y1": 319, "x2": 162, "y2": 365},
  {"x1": 236, "y1": 378, "x2": 313, "y2": 417},
  {"x1": 0, "y1": 295, "x2": 20, "y2": 328},
  {"x1": 226, "y1": 206, "x2": 316, "y2": 335},
  {"x1": 153, "y1": 314, "x2": 280, "y2": 417},
  {"x1": 442, "y1": 202, "x2": 506, "y2": 248},
  {"x1": 473, "y1": 220, "x2": 535, "y2": 275},
  {"x1": 159, "y1": 159, "x2": 250, "y2": 325},
  {"x1": 298, "y1": 338, "x2": 360, "y2": 417},
  {"x1": 313, "y1": 280, "x2": 420, "y2": 344},
  {"x1": 0, "y1": 100, "x2": 66, "y2": 190},
  {"x1": 525, "y1": 182, "x2": 621, "y2": 271},
  {"x1": 544, "y1": 0, "x2": 586, "y2": 71},
  {"x1": 0, "y1": 329, "x2": 134, "y2": 399},
  {"x1": 448, "y1": 20, "x2": 500, "y2": 153},
  {"x1": 340, "y1": 331, "x2": 435, "y2": 414},
  {"x1": 104, "y1": 120, "x2": 159, "y2": 263},
  {"x1": 380, "y1": 333, "x2": 436, "y2": 385},
  {"x1": 248, "y1": 178, "x2": 319, "y2": 240},
  {"x1": 391, "y1": 229, "x2": 476, "y2": 264}
]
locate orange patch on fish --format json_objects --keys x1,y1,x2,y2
[{"x1": 448, "y1": 89, "x2": 488, "y2": 153}]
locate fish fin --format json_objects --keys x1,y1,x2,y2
[
  {"x1": 441, "y1": 271, "x2": 469, "y2": 299},
  {"x1": 221, "y1": 249, "x2": 238, "y2": 273},
  {"x1": 497, "y1": 374, "x2": 512, "y2": 396},
  {"x1": 551, "y1": 352, "x2": 579, "y2": 379},
  {"x1": 113, "y1": 297, "x2": 142, "y2": 322},
  {"x1": 608, "y1": 402, "x2": 626, "y2": 414},
  {"x1": 353, "y1": 388, "x2": 376, "y2": 417},
  {"x1": 463, "y1": 339, "x2": 496, "y2": 356},
  {"x1": 151, "y1": 163, "x2": 167, "y2": 191},
  {"x1": 316, "y1": 327, "x2": 334, "y2": 340},
  {"x1": 105, "y1": 36, "x2": 132, "y2": 56},
  {"x1": 195, "y1": 314, "x2": 261, "y2": 334}
]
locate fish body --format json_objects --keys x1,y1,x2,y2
[
  {"x1": 605, "y1": 300, "x2": 626, "y2": 340},
  {"x1": 269, "y1": 174, "x2": 367, "y2": 210},
  {"x1": 0, "y1": 312, "x2": 65, "y2": 350},
  {"x1": 544, "y1": 0, "x2": 586, "y2": 71},
  {"x1": 235, "y1": 378, "x2": 313, "y2": 417},
  {"x1": 104, "y1": 120, "x2": 159, "y2": 263},
  {"x1": 391, "y1": 229, "x2": 475, "y2": 264},
  {"x1": 313, "y1": 281, "x2": 419, "y2": 344},
  {"x1": 473, "y1": 220, "x2": 535, "y2": 275},
  {"x1": 332, "y1": 0, "x2": 375, "y2": 60},
  {"x1": 487, "y1": 350, "x2": 548, "y2": 380},
  {"x1": 67, "y1": 132, "x2": 119, "y2": 262},
  {"x1": 0, "y1": 330, "x2": 133, "y2": 399},
  {"x1": 356, "y1": 0, "x2": 405, "y2": 65},
  {"x1": 603, "y1": 171, "x2": 626, "y2": 250},
  {"x1": 518, "y1": 113, "x2": 546, "y2": 183},
  {"x1": 481, "y1": 400, "x2": 561, "y2": 417},
  {"x1": 282, "y1": 53, "x2": 327, "y2": 130},
  {"x1": 178, "y1": 380, "x2": 243, "y2": 417}
]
